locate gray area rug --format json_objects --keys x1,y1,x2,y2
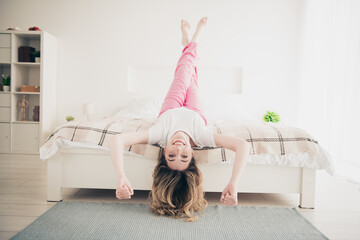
[{"x1": 11, "y1": 202, "x2": 328, "y2": 240}]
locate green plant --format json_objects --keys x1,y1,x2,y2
[
  {"x1": 31, "y1": 51, "x2": 40, "y2": 58},
  {"x1": 1, "y1": 74, "x2": 10, "y2": 86},
  {"x1": 66, "y1": 116, "x2": 75, "y2": 121},
  {"x1": 263, "y1": 111, "x2": 280, "y2": 123}
]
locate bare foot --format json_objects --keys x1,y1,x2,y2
[
  {"x1": 181, "y1": 19, "x2": 190, "y2": 47},
  {"x1": 191, "y1": 17, "x2": 208, "y2": 43}
]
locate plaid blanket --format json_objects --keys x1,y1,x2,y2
[{"x1": 40, "y1": 117, "x2": 334, "y2": 173}]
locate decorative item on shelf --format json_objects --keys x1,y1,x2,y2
[
  {"x1": 28, "y1": 26, "x2": 41, "y2": 31},
  {"x1": 31, "y1": 51, "x2": 41, "y2": 63},
  {"x1": 33, "y1": 105, "x2": 40, "y2": 122},
  {"x1": 66, "y1": 116, "x2": 75, "y2": 122},
  {"x1": 263, "y1": 111, "x2": 280, "y2": 123},
  {"x1": 18, "y1": 95, "x2": 29, "y2": 121},
  {"x1": 83, "y1": 103, "x2": 94, "y2": 121},
  {"x1": 20, "y1": 85, "x2": 40, "y2": 92},
  {"x1": 1, "y1": 74, "x2": 10, "y2": 92},
  {"x1": 19, "y1": 46, "x2": 35, "y2": 62},
  {"x1": 6, "y1": 27, "x2": 21, "y2": 31}
]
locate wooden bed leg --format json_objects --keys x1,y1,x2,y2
[
  {"x1": 47, "y1": 155, "x2": 63, "y2": 202},
  {"x1": 299, "y1": 168, "x2": 316, "y2": 209}
]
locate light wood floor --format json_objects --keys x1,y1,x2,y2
[{"x1": 0, "y1": 154, "x2": 359, "y2": 240}]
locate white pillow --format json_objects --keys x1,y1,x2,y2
[{"x1": 115, "y1": 97, "x2": 162, "y2": 119}]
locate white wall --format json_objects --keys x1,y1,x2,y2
[{"x1": 0, "y1": 0, "x2": 303, "y2": 126}]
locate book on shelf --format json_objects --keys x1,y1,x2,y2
[{"x1": 18, "y1": 46, "x2": 35, "y2": 62}]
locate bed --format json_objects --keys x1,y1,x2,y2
[{"x1": 40, "y1": 97, "x2": 334, "y2": 209}]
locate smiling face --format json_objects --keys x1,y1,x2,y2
[{"x1": 164, "y1": 131, "x2": 194, "y2": 171}]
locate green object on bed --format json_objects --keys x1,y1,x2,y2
[
  {"x1": 65, "y1": 116, "x2": 74, "y2": 121},
  {"x1": 264, "y1": 111, "x2": 280, "y2": 123}
]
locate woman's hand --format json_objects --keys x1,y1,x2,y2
[
  {"x1": 220, "y1": 182, "x2": 238, "y2": 206},
  {"x1": 115, "y1": 175, "x2": 134, "y2": 200}
]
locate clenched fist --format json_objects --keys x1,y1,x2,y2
[
  {"x1": 220, "y1": 182, "x2": 238, "y2": 206},
  {"x1": 115, "y1": 176, "x2": 134, "y2": 200}
]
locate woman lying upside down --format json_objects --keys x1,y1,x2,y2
[{"x1": 110, "y1": 17, "x2": 250, "y2": 221}]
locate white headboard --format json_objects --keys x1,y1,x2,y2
[{"x1": 127, "y1": 65, "x2": 242, "y2": 97}]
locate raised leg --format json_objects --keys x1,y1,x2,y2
[
  {"x1": 183, "y1": 69, "x2": 207, "y2": 125},
  {"x1": 158, "y1": 17, "x2": 208, "y2": 122},
  {"x1": 158, "y1": 43, "x2": 200, "y2": 117}
]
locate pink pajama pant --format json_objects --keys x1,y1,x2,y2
[{"x1": 158, "y1": 42, "x2": 207, "y2": 125}]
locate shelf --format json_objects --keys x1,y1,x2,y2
[
  {"x1": 13, "y1": 91, "x2": 40, "y2": 95},
  {"x1": 13, "y1": 62, "x2": 40, "y2": 67},
  {"x1": 0, "y1": 30, "x2": 57, "y2": 154},
  {"x1": 13, "y1": 31, "x2": 41, "y2": 38},
  {"x1": 12, "y1": 121, "x2": 40, "y2": 124}
]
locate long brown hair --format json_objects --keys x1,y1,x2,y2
[{"x1": 149, "y1": 150, "x2": 207, "y2": 222}]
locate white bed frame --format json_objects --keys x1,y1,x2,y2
[{"x1": 47, "y1": 148, "x2": 316, "y2": 208}]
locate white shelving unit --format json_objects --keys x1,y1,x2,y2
[{"x1": 0, "y1": 31, "x2": 57, "y2": 154}]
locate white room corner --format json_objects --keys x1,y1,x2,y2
[{"x1": 297, "y1": 0, "x2": 360, "y2": 184}]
